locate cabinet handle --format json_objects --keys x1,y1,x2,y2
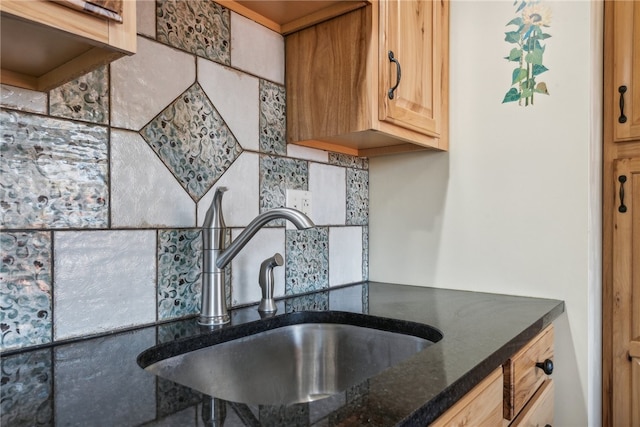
[
  {"x1": 388, "y1": 50, "x2": 402, "y2": 100},
  {"x1": 535, "y1": 359, "x2": 554, "y2": 375},
  {"x1": 618, "y1": 85, "x2": 628, "y2": 124},
  {"x1": 619, "y1": 175, "x2": 627, "y2": 213}
]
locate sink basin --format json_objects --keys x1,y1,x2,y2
[{"x1": 138, "y1": 311, "x2": 442, "y2": 405}]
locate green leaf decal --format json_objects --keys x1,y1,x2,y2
[
  {"x1": 502, "y1": 88, "x2": 520, "y2": 103},
  {"x1": 508, "y1": 48, "x2": 522, "y2": 61},
  {"x1": 505, "y1": 31, "x2": 521, "y2": 44},
  {"x1": 506, "y1": 17, "x2": 524, "y2": 27},
  {"x1": 532, "y1": 64, "x2": 549, "y2": 76},
  {"x1": 512, "y1": 68, "x2": 528, "y2": 84},
  {"x1": 525, "y1": 48, "x2": 544, "y2": 65}
]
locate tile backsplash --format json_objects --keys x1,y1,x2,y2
[{"x1": 0, "y1": 0, "x2": 369, "y2": 352}]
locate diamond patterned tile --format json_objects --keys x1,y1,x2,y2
[
  {"x1": 140, "y1": 83, "x2": 242, "y2": 200},
  {"x1": 157, "y1": 0, "x2": 230, "y2": 65}
]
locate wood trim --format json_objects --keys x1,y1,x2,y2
[
  {"x1": 217, "y1": 0, "x2": 368, "y2": 35},
  {"x1": 37, "y1": 47, "x2": 122, "y2": 91},
  {"x1": 0, "y1": 68, "x2": 39, "y2": 91},
  {"x1": 107, "y1": 0, "x2": 136, "y2": 53},
  {"x1": 280, "y1": 1, "x2": 368, "y2": 35},
  {"x1": 2, "y1": 0, "x2": 111, "y2": 45}
]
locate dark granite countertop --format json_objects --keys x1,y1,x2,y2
[{"x1": 1, "y1": 282, "x2": 564, "y2": 426}]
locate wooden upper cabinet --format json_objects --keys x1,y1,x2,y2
[
  {"x1": 285, "y1": 0, "x2": 449, "y2": 157},
  {"x1": 0, "y1": 0, "x2": 136, "y2": 91},
  {"x1": 608, "y1": 1, "x2": 640, "y2": 142},
  {"x1": 379, "y1": 0, "x2": 442, "y2": 139}
]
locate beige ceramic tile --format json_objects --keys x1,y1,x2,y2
[
  {"x1": 230, "y1": 12, "x2": 284, "y2": 84},
  {"x1": 198, "y1": 57, "x2": 259, "y2": 151},
  {"x1": 329, "y1": 227, "x2": 363, "y2": 287},
  {"x1": 111, "y1": 129, "x2": 195, "y2": 227},
  {"x1": 111, "y1": 36, "x2": 195, "y2": 130},
  {"x1": 53, "y1": 230, "x2": 157, "y2": 340},
  {"x1": 309, "y1": 163, "x2": 346, "y2": 225},
  {"x1": 230, "y1": 228, "x2": 286, "y2": 306}
]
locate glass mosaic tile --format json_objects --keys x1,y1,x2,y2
[
  {"x1": 158, "y1": 229, "x2": 202, "y2": 320},
  {"x1": 259, "y1": 80, "x2": 286, "y2": 155},
  {"x1": 157, "y1": 0, "x2": 230, "y2": 65},
  {"x1": 0, "y1": 109, "x2": 108, "y2": 229},
  {"x1": 285, "y1": 228, "x2": 328, "y2": 295},
  {"x1": 140, "y1": 83, "x2": 242, "y2": 201},
  {"x1": 259, "y1": 155, "x2": 308, "y2": 214},
  {"x1": 346, "y1": 168, "x2": 369, "y2": 226},
  {"x1": 329, "y1": 153, "x2": 369, "y2": 170},
  {"x1": 0, "y1": 348, "x2": 53, "y2": 426},
  {"x1": 49, "y1": 65, "x2": 109, "y2": 124},
  {"x1": 0, "y1": 232, "x2": 52, "y2": 351}
]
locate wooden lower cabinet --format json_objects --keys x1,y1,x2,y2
[
  {"x1": 431, "y1": 368, "x2": 504, "y2": 427},
  {"x1": 510, "y1": 379, "x2": 554, "y2": 427},
  {"x1": 431, "y1": 326, "x2": 555, "y2": 426}
]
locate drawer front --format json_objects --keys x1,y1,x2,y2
[
  {"x1": 510, "y1": 379, "x2": 554, "y2": 427},
  {"x1": 503, "y1": 325, "x2": 554, "y2": 420},
  {"x1": 431, "y1": 368, "x2": 504, "y2": 427}
]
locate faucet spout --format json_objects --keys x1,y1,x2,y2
[
  {"x1": 216, "y1": 207, "x2": 314, "y2": 269},
  {"x1": 200, "y1": 188, "x2": 314, "y2": 326}
]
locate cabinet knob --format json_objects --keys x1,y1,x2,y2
[{"x1": 536, "y1": 359, "x2": 554, "y2": 375}]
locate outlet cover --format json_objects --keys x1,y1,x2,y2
[{"x1": 286, "y1": 189, "x2": 312, "y2": 217}]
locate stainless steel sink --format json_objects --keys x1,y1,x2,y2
[{"x1": 138, "y1": 311, "x2": 442, "y2": 405}]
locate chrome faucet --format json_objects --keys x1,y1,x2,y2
[{"x1": 200, "y1": 187, "x2": 315, "y2": 326}]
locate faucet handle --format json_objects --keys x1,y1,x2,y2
[{"x1": 258, "y1": 253, "x2": 284, "y2": 315}]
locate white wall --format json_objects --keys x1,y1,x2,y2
[{"x1": 369, "y1": 1, "x2": 602, "y2": 426}]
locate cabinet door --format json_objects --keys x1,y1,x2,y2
[
  {"x1": 379, "y1": 0, "x2": 446, "y2": 138},
  {"x1": 632, "y1": 340, "x2": 640, "y2": 426},
  {"x1": 611, "y1": 158, "x2": 640, "y2": 425},
  {"x1": 611, "y1": 1, "x2": 640, "y2": 142}
]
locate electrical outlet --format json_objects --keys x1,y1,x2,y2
[{"x1": 286, "y1": 189, "x2": 312, "y2": 217}]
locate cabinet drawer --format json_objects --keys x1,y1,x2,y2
[
  {"x1": 510, "y1": 379, "x2": 554, "y2": 427},
  {"x1": 503, "y1": 325, "x2": 554, "y2": 420},
  {"x1": 431, "y1": 368, "x2": 503, "y2": 427}
]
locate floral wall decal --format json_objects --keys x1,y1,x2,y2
[{"x1": 503, "y1": 0, "x2": 552, "y2": 106}]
